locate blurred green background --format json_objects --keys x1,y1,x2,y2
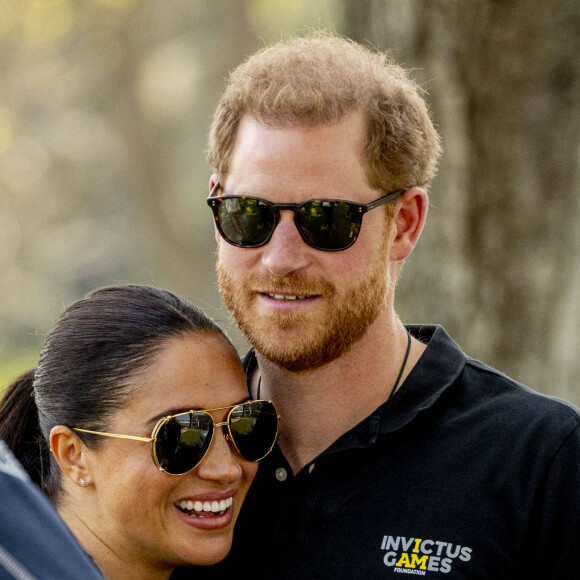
[{"x1": 1, "y1": 0, "x2": 579, "y2": 405}]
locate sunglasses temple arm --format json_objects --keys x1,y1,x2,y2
[
  {"x1": 73, "y1": 428, "x2": 154, "y2": 443},
  {"x1": 365, "y1": 189, "x2": 406, "y2": 211}
]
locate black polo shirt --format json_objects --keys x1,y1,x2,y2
[{"x1": 176, "y1": 325, "x2": 580, "y2": 579}]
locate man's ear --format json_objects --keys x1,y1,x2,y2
[
  {"x1": 50, "y1": 425, "x2": 92, "y2": 487},
  {"x1": 209, "y1": 174, "x2": 222, "y2": 245},
  {"x1": 390, "y1": 187, "x2": 428, "y2": 262},
  {"x1": 209, "y1": 174, "x2": 219, "y2": 192}
]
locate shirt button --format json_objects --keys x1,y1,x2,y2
[{"x1": 275, "y1": 467, "x2": 287, "y2": 482}]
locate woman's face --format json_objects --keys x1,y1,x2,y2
[{"x1": 79, "y1": 332, "x2": 257, "y2": 572}]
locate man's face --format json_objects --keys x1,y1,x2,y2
[{"x1": 215, "y1": 112, "x2": 396, "y2": 372}]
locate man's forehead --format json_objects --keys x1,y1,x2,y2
[
  {"x1": 226, "y1": 114, "x2": 368, "y2": 189},
  {"x1": 231, "y1": 114, "x2": 366, "y2": 161}
]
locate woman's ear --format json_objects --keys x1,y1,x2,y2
[
  {"x1": 390, "y1": 187, "x2": 428, "y2": 262},
  {"x1": 50, "y1": 426, "x2": 92, "y2": 488}
]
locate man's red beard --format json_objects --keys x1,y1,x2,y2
[{"x1": 217, "y1": 252, "x2": 390, "y2": 372}]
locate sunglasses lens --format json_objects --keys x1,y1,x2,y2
[
  {"x1": 217, "y1": 197, "x2": 275, "y2": 247},
  {"x1": 155, "y1": 412, "x2": 213, "y2": 475},
  {"x1": 229, "y1": 401, "x2": 278, "y2": 461},
  {"x1": 298, "y1": 201, "x2": 361, "y2": 250}
]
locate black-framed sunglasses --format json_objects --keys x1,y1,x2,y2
[
  {"x1": 74, "y1": 400, "x2": 279, "y2": 476},
  {"x1": 207, "y1": 182, "x2": 406, "y2": 252}
]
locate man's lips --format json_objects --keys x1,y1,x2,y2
[
  {"x1": 265, "y1": 292, "x2": 309, "y2": 300},
  {"x1": 254, "y1": 293, "x2": 321, "y2": 318},
  {"x1": 258, "y1": 288, "x2": 322, "y2": 300}
]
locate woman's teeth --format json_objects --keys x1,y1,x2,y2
[{"x1": 175, "y1": 497, "x2": 233, "y2": 517}]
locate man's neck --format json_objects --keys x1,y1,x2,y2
[{"x1": 253, "y1": 311, "x2": 426, "y2": 474}]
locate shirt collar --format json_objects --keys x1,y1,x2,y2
[
  {"x1": 242, "y1": 325, "x2": 467, "y2": 456},
  {"x1": 321, "y1": 325, "x2": 467, "y2": 456},
  {"x1": 376, "y1": 325, "x2": 466, "y2": 432}
]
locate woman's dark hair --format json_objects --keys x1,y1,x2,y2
[{"x1": 0, "y1": 285, "x2": 234, "y2": 503}]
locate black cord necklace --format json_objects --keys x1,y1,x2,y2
[
  {"x1": 387, "y1": 331, "x2": 412, "y2": 402},
  {"x1": 256, "y1": 331, "x2": 412, "y2": 401}
]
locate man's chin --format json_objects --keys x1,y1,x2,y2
[
  {"x1": 242, "y1": 324, "x2": 353, "y2": 373},
  {"x1": 235, "y1": 322, "x2": 318, "y2": 370},
  {"x1": 255, "y1": 348, "x2": 334, "y2": 373}
]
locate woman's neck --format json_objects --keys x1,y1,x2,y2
[{"x1": 59, "y1": 502, "x2": 173, "y2": 580}]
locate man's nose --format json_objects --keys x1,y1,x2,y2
[{"x1": 261, "y1": 211, "x2": 312, "y2": 277}]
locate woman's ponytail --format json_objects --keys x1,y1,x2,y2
[{"x1": 0, "y1": 369, "x2": 49, "y2": 487}]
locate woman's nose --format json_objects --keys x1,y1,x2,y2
[{"x1": 194, "y1": 425, "x2": 242, "y2": 484}]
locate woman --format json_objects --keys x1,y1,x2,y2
[{"x1": 0, "y1": 285, "x2": 278, "y2": 580}]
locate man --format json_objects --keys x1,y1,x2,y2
[{"x1": 187, "y1": 33, "x2": 580, "y2": 578}]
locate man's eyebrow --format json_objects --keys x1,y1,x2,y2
[{"x1": 146, "y1": 397, "x2": 252, "y2": 426}]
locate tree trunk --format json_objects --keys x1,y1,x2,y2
[{"x1": 343, "y1": 0, "x2": 580, "y2": 405}]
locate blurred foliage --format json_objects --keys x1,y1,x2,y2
[
  {"x1": 0, "y1": 0, "x2": 345, "y2": 385},
  {"x1": 0, "y1": 352, "x2": 37, "y2": 395},
  {"x1": 1, "y1": 0, "x2": 579, "y2": 405},
  {"x1": 247, "y1": 0, "x2": 340, "y2": 37}
]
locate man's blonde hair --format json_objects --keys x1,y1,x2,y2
[{"x1": 208, "y1": 32, "x2": 441, "y2": 194}]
